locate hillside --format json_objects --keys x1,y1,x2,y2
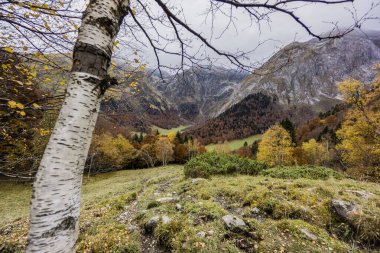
[
  {"x1": 153, "y1": 67, "x2": 247, "y2": 122},
  {"x1": 187, "y1": 31, "x2": 380, "y2": 143},
  {"x1": 219, "y1": 31, "x2": 380, "y2": 115},
  {"x1": 2, "y1": 165, "x2": 379, "y2": 252},
  {"x1": 188, "y1": 93, "x2": 283, "y2": 144}
]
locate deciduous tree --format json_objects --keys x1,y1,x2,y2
[
  {"x1": 156, "y1": 137, "x2": 174, "y2": 166},
  {"x1": 257, "y1": 125, "x2": 294, "y2": 166}
]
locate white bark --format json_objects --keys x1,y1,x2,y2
[{"x1": 26, "y1": 0, "x2": 129, "y2": 252}]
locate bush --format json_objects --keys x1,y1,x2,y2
[
  {"x1": 259, "y1": 166, "x2": 343, "y2": 180},
  {"x1": 184, "y1": 152, "x2": 268, "y2": 178}
]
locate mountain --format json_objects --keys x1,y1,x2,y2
[
  {"x1": 98, "y1": 74, "x2": 183, "y2": 132},
  {"x1": 218, "y1": 31, "x2": 380, "y2": 115},
  {"x1": 188, "y1": 31, "x2": 380, "y2": 143},
  {"x1": 187, "y1": 93, "x2": 284, "y2": 144},
  {"x1": 153, "y1": 67, "x2": 247, "y2": 122}
]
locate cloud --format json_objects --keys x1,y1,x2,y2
[{"x1": 136, "y1": 0, "x2": 380, "y2": 70}]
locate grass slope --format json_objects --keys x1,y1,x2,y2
[
  {"x1": 152, "y1": 125, "x2": 189, "y2": 135},
  {"x1": 206, "y1": 134, "x2": 262, "y2": 151},
  {"x1": 1, "y1": 166, "x2": 380, "y2": 252}
]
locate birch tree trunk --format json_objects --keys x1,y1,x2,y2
[{"x1": 26, "y1": 1, "x2": 129, "y2": 252}]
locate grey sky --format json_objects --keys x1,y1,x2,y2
[{"x1": 130, "y1": 0, "x2": 380, "y2": 70}]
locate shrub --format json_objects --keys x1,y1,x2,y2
[
  {"x1": 259, "y1": 166, "x2": 343, "y2": 180},
  {"x1": 184, "y1": 152, "x2": 268, "y2": 178}
]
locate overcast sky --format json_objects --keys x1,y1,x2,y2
[{"x1": 126, "y1": 0, "x2": 380, "y2": 70}]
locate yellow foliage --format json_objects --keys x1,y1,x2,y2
[
  {"x1": 167, "y1": 132, "x2": 176, "y2": 142},
  {"x1": 4, "y1": 47, "x2": 13, "y2": 53},
  {"x1": 337, "y1": 75, "x2": 380, "y2": 180},
  {"x1": 301, "y1": 139, "x2": 331, "y2": 165},
  {"x1": 92, "y1": 133, "x2": 138, "y2": 169},
  {"x1": 257, "y1": 125, "x2": 294, "y2": 166},
  {"x1": 156, "y1": 137, "x2": 174, "y2": 165}
]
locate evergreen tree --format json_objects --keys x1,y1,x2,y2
[{"x1": 280, "y1": 118, "x2": 296, "y2": 143}]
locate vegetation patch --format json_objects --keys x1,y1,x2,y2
[
  {"x1": 184, "y1": 153, "x2": 268, "y2": 178},
  {"x1": 259, "y1": 165, "x2": 343, "y2": 180}
]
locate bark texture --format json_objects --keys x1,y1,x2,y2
[{"x1": 26, "y1": 1, "x2": 129, "y2": 252}]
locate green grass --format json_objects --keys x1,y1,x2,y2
[
  {"x1": 0, "y1": 166, "x2": 182, "y2": 226},
  {"x1": 206, "y1": 134, "x2": 262, "y2": 151},
  {"x1": 152, "y1": 125, "x2": 189, "y2": 135},
  {"x1": 2, "y1": 165, "x2": 380, "y2": 252}
]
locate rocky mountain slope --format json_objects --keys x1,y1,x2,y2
[
  {"x1": 218, "y1": 31, "x2": 380, "y2": 115},
  {"x1": 99, "y1": 74, "x2": 183, "y2": 132},
  {"x1": 153, "y1": 67, "x2": 247, "y2": 122},
  {"x1": 186, "y1": 31, "x2": 380, "y2": 143}
]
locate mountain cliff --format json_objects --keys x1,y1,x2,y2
[
  {"x1": 218, "y1": 31, "x2": 380, "y2": 115},
  {"x1": 153, "y1": 67, "x2": 247, "y2": 122}
]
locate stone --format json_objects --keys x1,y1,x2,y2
[
  {"x1": 206, "y1": 230, "x2": 215, "y2": 236},
  {"x1": 300, "y1": 228, "x2": 318, "y2": 241},
  {"x1": 347, "y1": 190, "x2": 374, "y2": 200},
  {"x1": 251, "y1": 207, "x2": 260, "y2": 214},
  {"x1": 145, "y1": 216, "x2": 160, "y2": 233},
  {"x1": 192, "y1": 178, "x2": 206, "y2": 184},
  {"x1": 176, "y1": 203, "x2": 183, "y2": 211},
  {"x1": 330, "y1": 199, "x2": 360, "y2": 221},
  {"x1": 127, "y1": 224, "x2": 138, "y2": 232},
  {"x1": 222, "y1": 215, "x2": 246, "y2": 230},
  {"x1": 161, "y1": 215, "x2": 171, "y2": 224},
  {"x1": 156, "y1": 197, "x2": 179, "y2": 203},
  {"x1": 197, "y1": 231, "x2": 206, "y2": 238}
]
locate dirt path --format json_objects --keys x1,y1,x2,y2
[{"x1": 117, "y1": 178, "x2": 174, "y2": 253}]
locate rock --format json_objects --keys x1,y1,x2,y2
[
  {"x1": 127, "y1": 224, "x2": 138, "y2": 232},
  {"x1": 161, "y1": 215, "x2": 171, "y2": 224},
  {"x1": 145, "y1": 216, "x2": 160, "y2": 233},
  {"x1": 206, "y1": 230, "x2": 215, "y2": 236},
  {"x1": 176, "y1": 203, "x2": 183, "y2": 211},
  {"x1": 230, "y1": 207, "x2": 244, "y2": 215},
  {"x1": 222, "y1": 215, "x2": 246, "y2": 230},
  {"x1": 330, "y1": 199, "x2": 360, "y2": 221},
  {"x1": 251, "y1": 207, "x2": 260, "y2": 214},
  {"x1": 300, "y1": 228, "x2": 318, "y2": 241},
  {"x1": 197, "y1": 231, "x2": 206, "y2": 238},
  {"x1": 192, "y1": 178, "x2": 206, "y2": 184},
  {"x1": 347, "y1": 190, "x2": 374, "y2": 200},
  {"x1": 156, "y1": 197, "x2": 179, "y2": 203}
]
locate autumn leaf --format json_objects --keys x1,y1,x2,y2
[
  {"x1": 16, "y1": 102, "x2": 25, "y2": 110},
  {"x1": 18, "y1": 111, "x2": 26, "y2": 116},
  {"x1": 4, "y1": 47, "x2": 13, "y2": 53},
  {"x1": 7, "y1": 100, "x2": 17, "y2": 109}
]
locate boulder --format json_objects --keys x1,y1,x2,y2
[
  {"x1": 156, "y1": 197, "x2": 179, "y2": 203},
  {"x1": 222, "y1": 215, "x2": 247, "y2": 231},
  {"x1": 192, "y1": 178, "x2": 206, "y2": 184},
  {"x1": 346, "y1": 190, "x2": 374, "y2": 200},
  {"x1": 197, "y1": 231, "x2": 206, "y2": 238},
  {"x1": 330, "y1": 199, "x2": 360, "y2": 221},
  {"x1": 145, "y1": 216, "x2": 160, "y2": 234},
  {"x1": 176, "y1": 203, "x2": 183, "y2": 211},
  {"x1": 300, "y1": 228, "x2": 318, "y2": 241}
]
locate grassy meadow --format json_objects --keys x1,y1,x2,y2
[
  {"x1": 152, "y1": 125, "x2": 189, "y2": 135},
  {"x1": 1, "y1": 163, "x2": 380, "y2": 252},
  {"x1": 206, "y1": 134, "x2": 262, "y2": 151}
]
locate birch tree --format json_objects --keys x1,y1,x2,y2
[{"x1": 26, "y1": 1, "x2": 130, "y2": 252}]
